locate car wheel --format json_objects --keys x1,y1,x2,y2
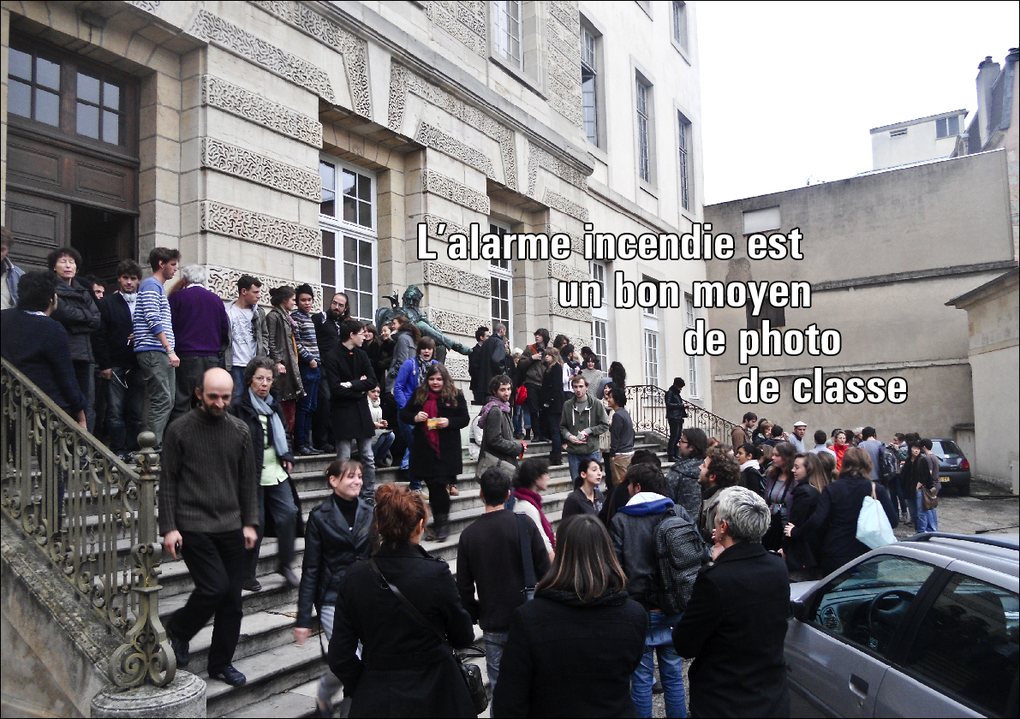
[{"x1": 957, "y1": 481, "x2": 970, "y2": 497}]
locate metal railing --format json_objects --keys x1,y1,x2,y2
[
  {"x1": 1, "y1": 358, "x2": 174, "y2": 688},
  {"x1": 624, "y1": 384, "x2": 740, "y2": 446}
]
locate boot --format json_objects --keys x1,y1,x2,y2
[
  {"x1": 426, "y1": 514, "x2": 449, "y2": 542},
  {"x1": 549, "y1": 453, "x2": 563, "y2": 466}
]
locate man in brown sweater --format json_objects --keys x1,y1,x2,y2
[
  {"x1": 159, "y1": 367, "x2": 258, "y2": 687},
  {"x1": 731, "y1": 411, "x2": 757, "y2": 452}
]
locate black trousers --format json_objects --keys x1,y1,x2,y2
[
  {"x1": 381, "y1": 391, "x2": 406, "y2": 463},
  {"x1": 425, "y1": 476, "x2": 454, "y2": 517},
  {"x1": 312, "y1": 378, "x2": 333, "y2": 448},
  {"x1": 171, "y1": 356, "x2": 219, "y2": 423},
  {"x1": 667, "y1": 419, "x2": 684, "y2": 460},
  {"x1": 168, "y1": 529, "x2": 245, "y2": 673}
]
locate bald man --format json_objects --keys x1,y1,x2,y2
[{"x1": 159, "y1": 367, "x2": 259, "y2": 686}]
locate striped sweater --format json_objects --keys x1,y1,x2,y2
[
  {"x1": 291, "y1": 309, "x2": 320, "y2": 363},
  {"x1": 133, "y1": 275, "x2": 174, "y2": 353}
]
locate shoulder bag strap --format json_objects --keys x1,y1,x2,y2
[
  {"x1": 369, "y1": 558, "x2": 450, "y2": 650},
  {"x1": 516, "y1": 513, "x2": 537, "y2": 589}
]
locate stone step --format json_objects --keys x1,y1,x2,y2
[{"x1": 182, "y1": 604, "x2": 301, "y2": 676}]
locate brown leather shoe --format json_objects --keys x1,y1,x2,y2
[{"x1": 447, "y1": 485, "x2": 459, "y2": 496}]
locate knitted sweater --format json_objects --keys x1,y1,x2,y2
[
  {"x1": 291, "y1": 309, "x2": 320, "y2": 364},
  {"x1": 158, "y1": 407, "x2": 258, "y2": 535},
  {"x1": 133, "y1": 276, "x2": 173, "y2": 353}
]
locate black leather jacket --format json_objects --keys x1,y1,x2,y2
[{"x1": 297, "y1": 495, "x2": 374, "y2": 627}]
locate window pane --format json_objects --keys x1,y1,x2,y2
[
  {"x1": 9, "y1": 80, "x2": 31, "y2": 118},
  {"x1": 358, "y1": 201, "x2": 372, "y2": 228},
  {"x1": 320, "y1": 258, "x2": 335, "y2": 285},
  {"x1": 343, "y1": 196, "x2": 357, "y2": 223},
  {"x1": 103, "y1": 82, "x2": 120, "y2": 110},
  {"x1": 36, "y1": 57, "x2": 60, "y2": 91},
  {"x1": 77, "y1": 72, "x2": 100, "y2": 103},
  {"x1": 344, "y1": 262, "x2": 357, "y2": 289},
  {"x1": 9, "y1": 49, "x2": 32, "y2": 80},
  {"x1": 358, "y1": 175, "x2": 371, "y2": 201},
  {"x1": 902, "y1": 575, "x2": 1017, "y2": 716},
  {"x1": 344, "y1": 236, "x2": 357, "y2": 263},
  {"x1": 321, "y1": 230, "x2": 336, "y2": 258},
  {"x1": 359, "y1": 240, "x2": 371, "y2": 263},
  {"x1": 359, "y1": 266, "x2": 371, "y2": 290},
  {"x1": 76, "y1": 101, "x2": 100, "y2": 137},
  {"x1": 35, "y1": 89, "x2": 59, "y2": 126},
  {"x1": 948, "y1": 115, "x2": 960, "y2": 135},
  {"x1": 342, "y1": 169, "x2": 356, "y2": 196},
  {"x1": 102, "y1": 110, "x2": 120, "y2": 145},
  {"x1": 810, "y1": 555, "x2": 935, "y2": 656},
  {"x1": 320, "y1": 163, "x2": 336, "y2": 216}
]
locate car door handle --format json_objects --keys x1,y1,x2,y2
[{"x1": 849, "y1": 673, "x2": 869, "y2": 699}]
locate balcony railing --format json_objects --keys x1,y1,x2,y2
[
  {"x1": 1, "y1": 358, "x2": 174, "y2": 688},
  {"x1": 624, "y1": 384, "x2": 740, "y2": 447}
]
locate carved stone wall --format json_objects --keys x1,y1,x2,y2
[
  {"x1": 415, "y1": 122, "x2": 495, "y2": 179},
  {"x1": 426, "y1": 306, "x2": 488, "y2": 337},
  {"x1": 551, "y1": 303, "x2": 593, "y2": 323},
  {"x1": 389, "y1": 63, "x2": 518, "y2": 191},
  {"x1": 548, "y1": 260, "x2": 589, "y2": 284},
  {"x1": 200, "y1": 201, "x2": 319, "y2": 256},
  {"x1": 526, "y1": 141, "x2": 588, "y2": 197},
  {"x1": 444, "y1": 353, "x2": 470, "y2": 381},
  {"x1": 208, "y1": 266, "x2": 321, "y2": 307},
  {"x1": 546, "y1": 1, "x2": 583, "y2": 128},
  {"x1": 421, "y1": 214, "x2": 470, "y2": 240},
  {"x1": 250, "y1": 0, "x2": 371, "y2": 117},
  {"x1": 422, "y1": 261, "x2": 489, "y2": 297},
  {"x1": 201, "y1": 138, "x2": 321, "y2": 201},
  {"x1": 421, "y1": 1, "x2": 487, "y2": 57},
  {"x1": 543, "y1": 189, "x2": 589, "y2": 222},
  {"x1": 202, "y1": 75, "x2": 322, "y2": 147},
  {"x1": 422, "y1": 170, "x2": 490, "y2": 214}
]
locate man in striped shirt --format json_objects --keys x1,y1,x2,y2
[
  {"x1": 133, "y1": 247, "x2": 180, "y2": 450},
  {"x1": 291, "y1": 284, "x2": 323, "y2": 456}
]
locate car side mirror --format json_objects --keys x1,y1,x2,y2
[{"x1": 790, "y1": 598, "x2": 807, "y2": 621}]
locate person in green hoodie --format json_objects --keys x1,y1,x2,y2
[{"x1": 560, "y1": 374, "x2": 610, "y2": 488}]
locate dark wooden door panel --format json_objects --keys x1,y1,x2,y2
[{"x1": 5, "y1": 191, "x2": 69, "y2": 271}]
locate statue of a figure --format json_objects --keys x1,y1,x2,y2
[{"x1": 375, "y1": 285, "x2": 470, "y2": 356}]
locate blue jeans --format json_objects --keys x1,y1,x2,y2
[
  {"x1": 373, "y1": 431, "x2": 396, "y2": 467},
  {"x1": 230, "y1": 366, "x2": 247, "y2": 398},
  {"x1": 483, "y1": 630, "x2": 509, "y2": 696},
  {"x1": 568, "y1": 451, "x2": 601, "y2": 488},
  {"x1": 513, "y1": 405, "x2": 524, "y2": 435},
  {"x1": 916, "y1": 490, "x2": 938, "y2": 533},
  {"x1": 543, "y1": 410, "x2": 562, "y2": 459},
  {"x1": 398, "y1": 419, "x2": 419, "y2": 489},
  {"x1": 294, "y1": 365, "x2": 320, "y2": 447},
  {"x1": 632, "y1": 611, "x2": 686, "y2": 718},
  {"x1": 337, "y1": 437, "x2": 376, "y2": 501},
  {"x1": 246, "y1": 479, "x2": 299, "y2": 579},
  {"x1": 106, "y1": 366, "x2": 144, "y2": 454}
]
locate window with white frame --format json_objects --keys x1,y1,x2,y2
[
  {"x1": 590, "y1": 260, "x2": 608, "y2": 369},
  {"x1": 636, "y1": 77, "x2": 652, "y2": 183},
  {"x1": 672, "y1": 2, "x2": 689, "y2": 52},
  {"x1": 320, "y1": 157, "x2": 376, "y2": 322},
  {"x1": 489, "y1": 221, "x2": 513, "y2": 340},
  {"x1": 678, "y1": 111, "x2": 692, "y2": 211},
  {"x1": 492, "y1": 1, "x2": 522, "y2": 69},
  {"x1": 642, "y1": 274, "x2": 658, "y2": 317},
  {"x1": 936, "y1": 115, "x2": 960, "y2": 138},
  {"x1": 644, "y1": 329, "x2": 660, "y2": 388},
  {"x1": 580, "y1": 22, "x2": 600, "y2": 147},
  {"x1": 685, "y1": 292, "x2": 698, "y2": 396}
]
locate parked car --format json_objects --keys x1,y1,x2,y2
[
  {"x1": 786, "y1": 533, "x2": 1019, "y2": 718},
  {"x1": 930, "y1": 438, "x2": 972, "y2": 496}
]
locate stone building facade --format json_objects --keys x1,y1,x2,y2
[{"x1": 2, "y1": 0, "x2": 710, "y2": 404}]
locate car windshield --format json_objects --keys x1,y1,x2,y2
[{"x1": 932, "y1": 440, "x2": 962, "y2": 458}]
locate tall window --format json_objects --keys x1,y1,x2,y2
[
  {"x1": 320, "y1": 157, "x2": 376, "y2": 322},
  {"x1": 641, "y1": 274, "x2": 658, "y2": 317},
  {"x1": 492, "y1": 1, "x2": 522, "y2": 68},
  {"x1": 8, "y1": 47, "x2": 60, "y2": 127},
  {"x1": 590, "y1": 260, "x2": 608, "y2": 369},
  {"x1": 678, "y1": 112, "x2": 692, "y2": 211},
  {"x1": 636, "y1": 78, "x2": 652, "y2": 183},
  {"x1": 672, "y1": 2, "x2": 689, "y2": 52},
  {"x1": 580, "y1": 23, "x2": 599, "y2": 147},
  {"x1": 685, "y1": 293, "x2": 698, "y2": 397},
  {"x1": 644, "y1": 329, "x2": 660, "y2": 388},
  {"x1": 489, "y1": 221, "x2": 513, "y2": 339}
]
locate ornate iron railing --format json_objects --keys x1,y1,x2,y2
[
  {"x1": 1, "y1": 358, "x2": 174, "y2": 688},
  {"x1": 624, "y1": 384, "x2": 741, "y2": 446}
]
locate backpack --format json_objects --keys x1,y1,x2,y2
[
  {"x1": 877, "y1": 444, "x2": 899, "y2": 482},
  {"x1": 468, "y1": 413, "x2": 484, "y2": 461},
  {"x1": 653, "y1": 504, "x2": 705, "y2": 615}
]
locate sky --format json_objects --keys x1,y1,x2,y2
[{"x1": 697, "y1": 1, "x2": 1020, "y2": 205}]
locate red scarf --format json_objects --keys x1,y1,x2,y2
[
  {"x1": 423, "y1": 390, "x2": 441, "y2": 458},
  {"x1": 514, "y1": 487, "x2": 555, "y2": 549}
]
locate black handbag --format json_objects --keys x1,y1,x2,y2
[
  {"x1": 369, "y1": 559, "x2": 488, "y2": 715},
  {"x1": 516, "y1": 514, "x2": 537, "y2": 602}
]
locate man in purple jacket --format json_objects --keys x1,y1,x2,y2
[{"x1": 169, "y1": 265, "x2": 230, "y2": 422}]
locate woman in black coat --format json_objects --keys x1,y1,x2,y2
[
  {"x1": 492, "y1": 514, "x2": 646, "y2": 718},
  {"x1": 327, "y1": 483, "x2": 475, "y2": 718},
  {"x1": 538, "y1": 349, "x2": 567, "y2": 465},
  {"x1": 399, "y1": 363, "x2": 470, "y2": 541},
  {"x1": 783, "y1": 453, "x2": 829, "y2": 582},
  {"x1": 786, "y1": 447, "x2": 898, "y2": 576},
  {"x1": 295, "y1": 458, "x2": 373, "y2": 717}
]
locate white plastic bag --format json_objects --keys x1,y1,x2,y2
[{"x1": 857, "y1": 483, "x2": 896, "y2": 549}]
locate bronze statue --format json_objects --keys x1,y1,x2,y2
[{"x1": 375, "y1": 285, "x2": 469, "y2": 356}]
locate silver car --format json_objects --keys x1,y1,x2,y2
[{"x1": 786, "y1": 533, "x2": 1019, "y2": 718}]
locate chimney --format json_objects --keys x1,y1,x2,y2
[{"x1": 975, "y1": 55, "x2": 1001, "y2": 149}]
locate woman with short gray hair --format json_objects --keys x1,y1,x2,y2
[{"x1": 673, "y1": 486, "x2": 791, "y2": 717}]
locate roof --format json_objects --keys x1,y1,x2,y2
[
  {"x1": 902, "y1": 532, "x2": 1019, "y2": 575},
  {"x1": 946, "y1": 266, "x2": 1019, "y2": 308}
]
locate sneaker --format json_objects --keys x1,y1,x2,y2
[
  {"x1": 242, "y1": 578, "x2": 262, "y2": 592},
  {"x1": 166, "y1": 628, "x2": 190, "y2": 668},
  {"x1": 209, "y1": 665, "x2": 246, "y2": 687},
  {"x1": 279, "y1": 565, "x2": 300, "y2": 588}
]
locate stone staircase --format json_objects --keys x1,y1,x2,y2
[{"x1": 157, "y1": 433, "x2": 669, "y2": 717}]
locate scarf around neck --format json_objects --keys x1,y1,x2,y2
[
  {"x1": 249, "y1": 389, "x2": 289, "y2": 459},
  {"x1": 515, "y1": 486, "x2": 555, "y2": 549},
  {"x1": 423, "y1": 390, "x2": 442, "y2": 458},
  {"x1": 478, "y1": 396, "x2": 510, "y2": 425}
]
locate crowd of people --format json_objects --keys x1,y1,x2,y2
[{"x1": 1, "y1": 231, "x2": 949, "y2": 716}]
